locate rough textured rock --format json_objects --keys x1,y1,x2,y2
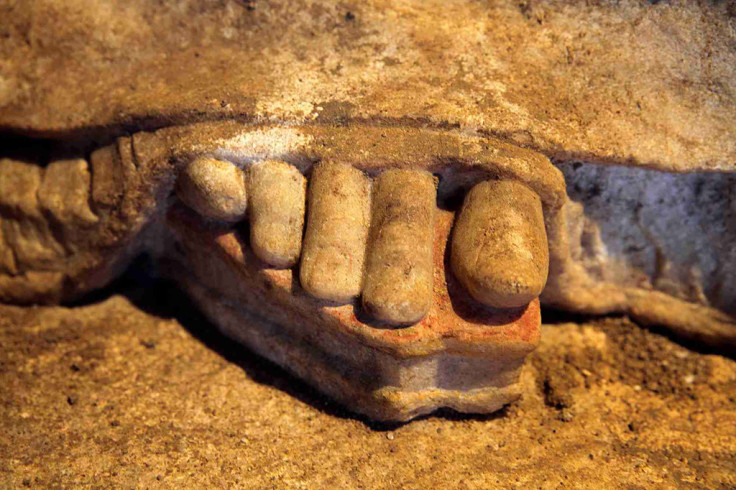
[
  {"x1": 247, "y1": 159, "x2": 307, "y2": 268},
  {"x1": 0, "y1": 133, "x2": 175, "y2": 304},
  {"x1": 1, "y1": 281, "x2": 735, "y2": 487},
  {"x1": 1, "y1": 0, "x2": 734, "y2": 173},
  {"x1": 0, "y1": 0, "x2": 734, "y2": 342},
  {"x1": 543, "y1": 162, "x2": 736, "y2": 350},
  {"x1": 1, "y1": 120, "x2": 732, "y2": 350},
  {"x1": 0, "y1": 0, "x2": 735, "y2": 426},
  {"x1": 451, "y1": 179, "x2": 549, "y2": 309},
  {"x1": 558, "y1": 162, "x2": 736, "y2": 317}
]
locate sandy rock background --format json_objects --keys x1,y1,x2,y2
[
  {"x1": 2, "y1": 0, "x2": 736, "y2": 485},
  {"x1": 1, "y1": 269, "x2": 735, "y2": 487},
  {"x1": 1, "y1": 0, "x2": 734, "y2": 172}
]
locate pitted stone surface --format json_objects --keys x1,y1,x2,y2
[
  {"x1": 0, "y1": 0, "x2": 734, "y2": 428},
  {"x1": 1, "y1": 292, "x2": 734, "y2": 487},
  {"x1": 0, "y1": 0, "x2": 733, "y2": 173},
  {"x1": 557, "y1": 162, "x2": 736, "y2": 316}
]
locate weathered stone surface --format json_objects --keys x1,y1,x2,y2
[
  {"x1": 0, "y1": 120, "x2": 733, "y2": 349},
  {"x1": 176, "y1": 157, "x2": 248, "y2": 222},
  {"x1": 39, "y1": 158, "x2": 99, "y2": 250},
  {"x1": 247, "y1": 160, "x2": 306, "y2": 268},
  {"x1": 543, "y1": 162, "x2": 736, "y2": 349},
  {"x1": 0, "y1": 0, "x2": 734, "y2": 427},
  {"x1": 556, "y1": 162, "x2": 736, "y2": 317},
  {"x1": 1, "y1": 0, "x2": 734, "y2": 174},
  {"x1": 0, "y1": 0, "x2": 733, "y2": 336},
  {"x1": 362, "y1": 169, "x2": 436, "y2": 325},
  {"x1": 0, "y1": 159, "x2": 64, "y2": 270},
  {"x1": 0, "y1": 134, "x2": 177, "y2": 303},
  {"x1": 1, "y1": 288, "x2": 734, "y2": 486},
  {"x1": 451, "y1": 179, "x2": 549, "y2": 309}
]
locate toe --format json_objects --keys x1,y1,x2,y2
[
  {"x1": 451, "y1": 179, "x2": 548, "y2": 308},
  {"x1": 176, "y1": 157, "x2": 247, "y2": 222},
  {"x1": 362, "y1": 169, "x2": 435, "y2": 325},
  {"x1": 299, "y1": 162, "x2": 371, "y2": 303},
  {"x1": 248, "y1": 160, "x2": 307, "y2": 268}
]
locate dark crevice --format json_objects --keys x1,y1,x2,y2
[
  {"x1": 82, "y1": 154, "x2": 101, "y2": 223},
  {"x1": 128, "y1": 134, "x2": 140, "y2": 170}
]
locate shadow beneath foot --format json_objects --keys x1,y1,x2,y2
[{"x1": 79, "y1": 255, "x2": 511, "y2": 430}]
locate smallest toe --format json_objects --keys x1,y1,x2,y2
[{"x1": 176, "y1": 157, "x2": 247, "y2": 223}]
